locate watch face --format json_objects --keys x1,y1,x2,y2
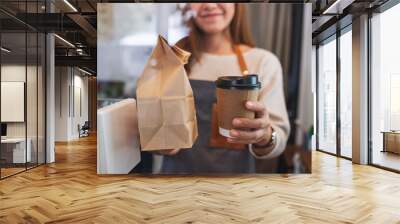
[
  {"x1": 270, "y1": 129, "x2": 277, "y2": 144},
  {"x1": 271, "y1": 128, "x2": 276, "y2": 138}
]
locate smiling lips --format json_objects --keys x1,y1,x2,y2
[{"x1": 199, "y1": 12, "x2": 224, "y2": 19}]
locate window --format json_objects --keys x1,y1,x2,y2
[
  {"x1": 316, "y1": 26, "x2": 353, "y2": 159},
  {"x1": 317, "y1": 37, "x2": 337, "y2": 154},
  {"x1": 339, "y1": 29, "x2": 352, "y2": 158},
  {"x1": 0, "y1": 1, "x2": 46, "y2": 179},
  {"x1": 370, "y1": 2, "x2": 400, "y2": 171}
]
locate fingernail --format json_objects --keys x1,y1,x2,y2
[
  {"x1": 233, "y1": 118, "x2": 241, "y2": 125},
  {"x1": 230, "y1": 130, "x2": 238, "y2": 137},
  {"x1": 246, "y1": 101, "x2": 253, "y2": 107}
]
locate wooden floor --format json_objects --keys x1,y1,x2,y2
[
  {"x1": 1, "y1": 163, "x2": 45, "y2": 178},
  {"x1": 372, "y1": 150, "x2": 400, "y2": 171},
  {"x1": 1, "y1": 135, "x2": 400, "y2": 224},
  {"x1": 1, "y1": 167, "x2": 26, "y2": 178}
]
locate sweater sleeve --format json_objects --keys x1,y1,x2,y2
[{"x1": 248, "y1": 52, "x2": 290, "y2": 159}]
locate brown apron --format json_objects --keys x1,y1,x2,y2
[
  {"x1": 160, "y1": 46, "x2": 258, "y2": 174},
  {"x1": 209, "y1": 45, "x2": 249, "y2": 150}
]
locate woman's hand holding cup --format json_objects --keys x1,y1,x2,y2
[{"x1": 227, "y1": 101, "x2": 273, "y2": 148}]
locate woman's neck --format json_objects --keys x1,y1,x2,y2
[{"x1": 202, "y1": 32, "x2": 233, "y2": 55}]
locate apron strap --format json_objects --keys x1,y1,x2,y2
[{"x1": 234, "y1": 45, "x2": 249, "y2": 75}]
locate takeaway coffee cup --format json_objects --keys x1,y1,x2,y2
[{"x1": 215, "y1": 75, "x2": 261, "y2": 138}]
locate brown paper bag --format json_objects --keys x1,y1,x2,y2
[{"x1": 136, "y1": 35, "x2": 198, "y2": 151}]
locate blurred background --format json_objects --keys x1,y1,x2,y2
[{"x1": 98, "y1": 3, "x2": 312, "y2": 173}]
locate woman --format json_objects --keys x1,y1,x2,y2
[{"x1": 157, "y1": 3, "x2": 290, "y2": 173}]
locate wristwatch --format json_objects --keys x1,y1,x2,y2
[{"x1": 254, "y1": 127, "x2": 277, "y2": 149}]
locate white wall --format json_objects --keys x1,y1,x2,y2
[
  {"x1": 1, "y1": 63, "x2": 46, "y2": 164},
  {"x1": 1, "y1": 66, "x2": 26, "y2": 131},
  {"x1": 55, "y1": 67, "x2": 69, "y2": 141},
  {"x1": 1, "y1": 65, "x2": 27, "y2": 141},
  {"x1": 71, "y1": 73, "x2": 89, "y2": 138},
  {"x1": 55, "y1": 67, "x2": 89, "y2": 141},
  {"x1": 1, "y1": 65, "x2": 40, "y2": 138}
]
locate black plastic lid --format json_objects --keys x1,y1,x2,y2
[{"x1": 216, "y1": 74, "x2": 261, "y2": 90}]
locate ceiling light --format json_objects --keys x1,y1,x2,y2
[
  {"x1": 322, "y1": 0, "x2": 354, "y2": 15},
  {"x1": 63, "y1": 0, "x2": 78, "y2": 12},
  {"x1": 78, "y1": 67, "x2": 92, "y2": 76},
  {"x1": 1, "y1": 47, "x2": 11, "y2": 53},
  {"x1": 54, "y1": 34, "x2": 75, "y2": 48}
]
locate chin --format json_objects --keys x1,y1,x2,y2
[{"x1": 201, "y1": 26, "x2": 225, "y2": 34}]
